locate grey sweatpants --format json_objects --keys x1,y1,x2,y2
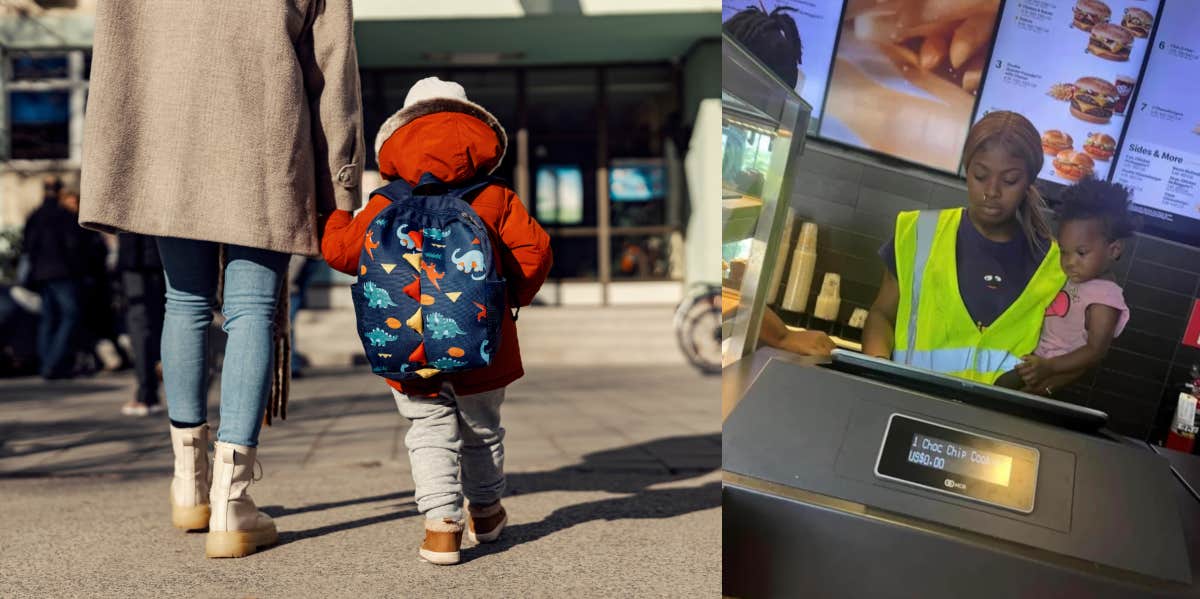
[{"x1": 392, "y1": 383, "x2": 506, "y2": 522}]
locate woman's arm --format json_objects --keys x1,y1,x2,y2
[
  {"x1": 1016, "y1": 303, "x2": 1121, "y2": 389},
  {"x1": 299, "y1": 0, "x2": 364, "y2": 215},
  {"x1": 863, "y1": 270, "x2": 900, "y2": 358},
  {"x1": 758, "y1": 307, "x2": 836, "y2": 356}
]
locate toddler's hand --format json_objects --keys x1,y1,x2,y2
[{"x1": 1015, "y1": 355, "x2": 1053, "y2": 391}]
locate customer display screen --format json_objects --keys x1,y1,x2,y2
[
  {"x1": 876, "y1": 414, "x2": 1040, "y2": 513},
  {"x1": 907, "y1": 433, "x2": 1014, "y2": 487},
  {"x1": 973, "y1": 0, "x2": 1163, "y2": 185}
]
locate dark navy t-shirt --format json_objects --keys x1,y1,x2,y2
[{"x1": 880, "y1": 210, "x2": 1045, "y2": 329}]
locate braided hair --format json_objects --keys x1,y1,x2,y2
[{"x1": 725, "y1": 2, "x2": 803, "y2": 88}]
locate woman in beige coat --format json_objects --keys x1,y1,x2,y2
[{"x1": 80, "y1": 0, "x2": 364, "y2": 558}]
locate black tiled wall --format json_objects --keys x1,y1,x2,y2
[{"x1": 774, "y1": 141, "x2": 1200, "y2": 441}]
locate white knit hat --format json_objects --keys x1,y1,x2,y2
[{"x1": 373, "y1": 77, "x2": 508, "y2": 173}]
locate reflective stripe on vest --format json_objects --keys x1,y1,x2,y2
[
  {"x1": 893, "y1": 347, "x2": 1022, "y2": 376},
  {"x1": 902, "y1": 210, "x2": 940, "y2": 365}
]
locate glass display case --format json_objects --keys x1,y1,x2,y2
[{"x1": 721, "y1": 34, "x2": 813, "y2": 367}]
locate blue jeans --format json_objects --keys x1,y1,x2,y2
[
  {"x1": 37, "y1": 279, "x2": 81, "y2": 378},
  {"x1": 157, "y1": 238, "x2": 289, "y2": 447}
]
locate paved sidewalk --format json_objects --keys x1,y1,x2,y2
[{"x1": 0, "y1": 308, "x2": 719, "y2": 598}]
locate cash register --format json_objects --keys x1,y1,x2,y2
[{"x1": 723, "y1": 349, "x2": 1200, "y2": 598}]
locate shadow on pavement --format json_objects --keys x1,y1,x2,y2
[
  {"x1": 260, "y1": 489, "x2": 415, "y2": 519},
  {"x1": 508, "y1": 433, "x2": 720, "y2": 495},
  {"x1": 0, "y1": 388, "x2": 397, "y2": 478},
  {"x1": 256, "y1": 433, "x2": 720, "y2": 553},
  {"x1": 0, "y1": 379, "x2": 125, "y2": 403},
  {"x1": 464, "y1": 480, "x2": 721, "y2": 563}
]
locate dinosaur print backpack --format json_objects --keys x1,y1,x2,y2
[{"x1": 351, "y1": 173, "x2": 506, "y2": 382}]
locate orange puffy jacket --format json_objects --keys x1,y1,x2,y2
[{"x1": 321, "y1": 111, "x2": 552, "y2": 397}]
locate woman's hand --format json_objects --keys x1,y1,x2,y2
[
  {"x1": 781, "y1": 330, "x2": 836, "y2": 357},
  {"x1": 863, "y1": 271, "x2": 900, "y2": 359},
  {"x1": 1015, "y1": 355, "x2": 1054, "y2": 391}
]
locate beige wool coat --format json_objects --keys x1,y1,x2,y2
[{"x1": 80, "y1": 0, "x2": 364, "y2": 257}]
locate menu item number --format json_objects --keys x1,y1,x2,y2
[{"x1": 1053, "y1": 149, "x2": 1096, "y2": 181}]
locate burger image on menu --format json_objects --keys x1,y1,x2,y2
[
  {"x1": 1087, "y1": 23, "x2": 1133, "y2": 62},
  {"x1": 1083, "y1": 132, "x2": 1116, "y2": 161},
  {"x1": 1070, "y1": 77, "x2": 1119, "y2": 124},
  {"x1": 1121, "y1": 7, "x2": 1153, "y2": 38},
  {"x1": 1041, "y1": 130, "x2": 1074, "y2": 156},
  {"x1": 1053, "y1": 150, "x2": 1096, "y2": 181},
  {"x1": 1072, "y1": 0, "x2": 1111, "y2": 32}
]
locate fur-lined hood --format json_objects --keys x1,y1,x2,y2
[{"x1": 374, "y1": 97, "x2": 508, "y2": 177}]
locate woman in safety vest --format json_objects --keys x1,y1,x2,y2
[{"x1": 862, "y1": 111, "x2": 1066, "y2": 385}]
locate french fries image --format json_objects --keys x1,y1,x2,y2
[{"x1": 845, "y1": 0, "x2": 999, "y2": 94}]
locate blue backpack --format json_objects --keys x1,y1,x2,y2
[{"x1": 351, "y1": 173, "x2": 506, "y2": 382}]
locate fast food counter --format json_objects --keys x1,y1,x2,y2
[
  {"x1": 721, "y1": 33, "x2": 813, "y2": 367},
  {"x1": 722, "y1": 348, "x2": 1200, "y2": 598}
]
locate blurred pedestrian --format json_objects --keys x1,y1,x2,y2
[
  {"x1": 322, "y1": 77, "x2": 552, "y2": 565},
  {"x1": 79, "y1": 1, "x2": 363, "y2": 558},
  {"x1": 75, "y1": 227, "x2": 129, "y2": 375},
  {"x1": 286, "y1": 255, "x2": 320, "y2": 377},
  {"x1": 117, "y1": 233, "x2": 166, "y2": 416},
  {"x1": 21, "y1": 180, "x2": 88, "y2": 379}
]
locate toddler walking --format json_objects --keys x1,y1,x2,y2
[{"x1": 321, "y1": 77, "x2": 552, "y2": 564}]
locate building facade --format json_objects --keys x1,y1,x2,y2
[{"x1": 0, "y1": 1, "x2": 719, "y2": 304}]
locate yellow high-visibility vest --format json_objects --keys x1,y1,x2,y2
[{"x1": 893, "y1": 208, "x2": 1066, "y2": 383}]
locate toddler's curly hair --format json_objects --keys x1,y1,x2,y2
[{"x1": 1056, "y1": 178, "x2": 1137, "y2": 240}]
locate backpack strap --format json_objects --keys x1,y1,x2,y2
[
  {"x1": 412, "y1": 172, "x2": 500, "y2": 202},
  {"x1": 370, "y1": 178, "x2": 414, "y2": 204}
]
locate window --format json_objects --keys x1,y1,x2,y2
[
  {"x1": 10, "y1": 91, "x2": 70, "y2": 159},
  {"x1": 5, "y1": 50, "x2": 91, "y2": 163},
  {"x1": 534, "y1": 165, "x2": 584, "y2": 225}
]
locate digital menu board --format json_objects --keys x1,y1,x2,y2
[
  {"x1": 1111, "y1": 0, "x2": 1200, "y2": 241},
  {"x1": 973, "y1": 0, "x2": 1161, "y2": 185},
  {"x1": 722, "y1": 1, "x2": 845, "y2": 130},
  {"x1": 820, "y1": 0, "x2": 1004, "y2": 173}
]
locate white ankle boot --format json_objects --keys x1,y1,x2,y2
[
  {"x1": 206, "y1": 441, "x2": 278, "y2": 558},
  {"x1": 169, "y1": 424, "x2": 211, "y2": 531}
]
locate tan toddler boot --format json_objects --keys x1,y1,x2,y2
[
  {"x1": 420, "y1": 518, "x2": 464, "y2": 565},
  {"x1": 467, "y1": 501, "x2": 507, "y2": 543},
  {"x1": 205, "y1": 441, "x2": 278, "y2": 558},
  {"x1": 169, "y1": 424, "x2": 211, "y2": 531}
]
